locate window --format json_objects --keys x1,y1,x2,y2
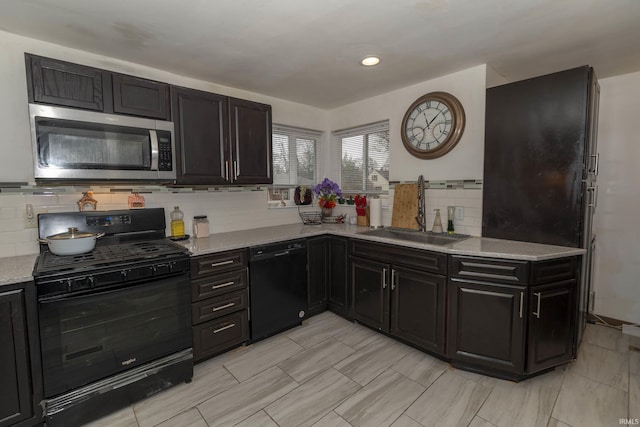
[
  {"x1": 271, "y1": 124, "x2": 320, "y2": 202},
  {"x1": 336, "y1": 120, "x2": 389, "y2": 193}
]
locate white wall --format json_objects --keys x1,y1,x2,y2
[
  {"x1": 327, "y1": 65, "x2": 487, "y2": 182},
  {"x1": 592, "y1": 70, "x2": 640, "y2": 325}
]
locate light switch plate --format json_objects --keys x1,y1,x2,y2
[{"x1": 454, "y1": 206, "x2": 464, "y2": 221}]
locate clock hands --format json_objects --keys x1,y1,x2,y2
[{"x1": 427, "y1": 111, "x2": 442, "y2": 128}]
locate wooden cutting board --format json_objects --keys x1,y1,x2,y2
[{"x1": 391, "y1": 183, "x2": 419, "y2": 230}]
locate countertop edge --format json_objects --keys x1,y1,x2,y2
[{"x1": 0, "y1": 225, "x2": 586, "y2": 286}]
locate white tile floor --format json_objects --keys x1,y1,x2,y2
[{"x1": 86, "y1": 312, "x2": 640, "y2": 427}]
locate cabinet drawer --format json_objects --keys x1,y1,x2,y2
[
  {"x1": 191, "y1": 249, "x2": 248, "y2": 278},
  {"x1": 450, "y1": 256, "x2": 529, "y2": 285},
  {"x1": 351, "y1": 239, "x2": 447, "y2": 274},
  {"x1": 192, "y1": 269, "x2": 248, "y2": 302},
  {"x1": 192, "y1": 289, "x2": 248, "y2": 324},
  {"x1": 193, "y1": 310, "x2": 249, "y2": 362},
  {"x1": 530, "y1": 256, "x2": 579, "y2": 285}
]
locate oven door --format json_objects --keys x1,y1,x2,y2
[{"x1": 38, "y1": 274, "x2": 191, "y2": 398}]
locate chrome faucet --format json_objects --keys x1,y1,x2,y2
[{"x1": 415, "y1": 175, "x2": 426, "y2": 232}]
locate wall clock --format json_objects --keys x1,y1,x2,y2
[{"x1": 401, "y1": 91, "x2": 465, "y2": 159}]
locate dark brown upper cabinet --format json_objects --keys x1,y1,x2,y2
[
  {"x1": 26, "y1": 53, "x2": 109, "y2": 111},
  {"x1": 171, "y1": 88, "x2": 273, "y2": 186},
  {"x1": 26, "y1": 53, "x2": 170, "y2": 120},
  {"x1": 171, "y1": 86, "x2": 229, "y2": 185},
  {"x1": 112, "y1": 73, "x2": 170, "y2": 120},
  {"x1": 229, "y1": 97, "x2": 272, "y2": 185}
]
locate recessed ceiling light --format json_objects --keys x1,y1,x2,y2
[{"x1": 361, "y1": 56, "x2": 380, "y2": 66}]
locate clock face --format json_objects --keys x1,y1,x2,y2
[
  {"x1": 404, "y1": 100, "x2": 453, "y2": 150},
  {"x1": 401, "y1": 92, "x2": 465, "y2": 159}
]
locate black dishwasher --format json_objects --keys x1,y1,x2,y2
[{"x1": 249, "y1": 239, "x2": 308, "y2": 342}]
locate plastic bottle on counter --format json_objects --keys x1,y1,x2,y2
[
  {"x1": 193, "y1": 215, "x2": 210, "y2": 238},
  {"x1": 170, "y1": 206, "x2": 185, "y2": 238}
]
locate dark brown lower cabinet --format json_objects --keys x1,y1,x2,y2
[
  {"x1": 390, "y1": 266, "x2": 446, "y2": 355},
  {"x1": 448, "y1": 279, "x2": 527, "y2": 374},
  {"x1": 351, "y1": 257, "x2": 389, "y2": 331},
  {"x1": 327, "y1": 237, "x2": 350, "y2": 318},
  {"x1": 0, "y1": 282, "x2": 42, "y2": 427},
  {"x1": 351, "y1": 246, "x2": 447, "y2": 356},
  {"x1": 307, "y1": 237, "x2": 329, "y2": 316},
  {"x1": 448, "y1": 255, "x2": 579, "y2": 378},
  {"x1": 190, "y1": 250, "x2": 250, "y2": 362},
  {"x1": 527, "y1": 279, "x2": 577, "y2": 373}
]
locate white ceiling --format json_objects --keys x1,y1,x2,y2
[{"x1": 1, "y1": 0, "x2": 639, "y2": 109}]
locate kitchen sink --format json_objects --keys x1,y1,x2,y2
[{"x1": 359, "y1": 228, "x2": 470, "y2": 245}]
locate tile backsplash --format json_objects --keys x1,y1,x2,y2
[
  {"x1": 0, "y1": 187, "x2": 484, "y2": 258},
  {"x1": 0, "y1": 190, "x2": 301, "y2": 258}
]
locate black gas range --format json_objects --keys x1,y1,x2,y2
[{"x1": 34, "y1": 208, "x2": 193, "y2": 427}]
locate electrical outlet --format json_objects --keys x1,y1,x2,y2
[
  {"x1": 24, "y1": 204, "x2": 48, "y2": 229},
  {"x1": 454, "y1": 206, "x2": 464, "y2": 221}
]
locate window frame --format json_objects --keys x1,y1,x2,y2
[
  {"x1": 334, "y1": 120, "x2": 390, "y2": 195},
  {"x1": 271, "y1": 124, "x2": 321, "y2": 189}
]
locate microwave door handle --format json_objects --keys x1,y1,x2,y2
[{"x1": 149, "y1": 130, "x2": 159, "y2": 171}]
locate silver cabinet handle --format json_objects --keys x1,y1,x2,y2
[
  {"x1": 391, "y1": 269, "x2": 396, "y2": 290},
  {"x1": 225, "y1": 160, "x2": 230, "y2": 181},
  {"x1": 589, "y1": 153, "x2": 600, "y2": 176},
  {"x1": 233, "y1": 160, "x2": 239, "y2": 181},
  {"x1": 382, "y1": 268, "x2": 387, "y2": 289},
  {"x1": 212, "y1": 323, "x2": 235, "y2": 334},
  {"x1": 211, "y1": 281, "x2": 234, "y2": 290},
  {"x1": 212, "y1": 302, "x2": 235, "y2": 312},
  {"x1": 587, "y1": 185, "x2": 598, "y2": 208},
  {"x1": 533, "y1": 292, "x2": 542, "y2": 318},
  {"x1": 149, "y1": 130, "x2": 159, "y2": 171},
  {"x1": 211, "y1": 260, "x2": 234, "y2": 268},
  {"x1": 519, "y1": 291, "x2": 524, "y2": 319}
]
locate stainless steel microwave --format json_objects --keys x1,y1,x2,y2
[{"x1": 29, "y1": 104, "x2": 176, "y2": 182}]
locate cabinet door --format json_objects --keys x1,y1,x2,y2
[
  {"x1": 328, "y1": 237, "x2": 350, "y2": 317},
  {"x1": 229, "y1": 98, "x2": 272, "y2": 184},
  {"x1": 113, "y1": 74, "x2": 170, "y2": 119},
  {"x1": 172, "y1": 87, "x2": 229, "y2": 185},
  {"x1": 0, "y1": 289, "x2": 33, "y2": 426},
  {"x1": 26, "y1": 54, "x2": 107, "y2": 111},
  {"x1": 351, "y1": 257, "x2": 389, "y2": 331},
  {"x1": 448, "y1": 279, "x2": 527, "y2": 374},
  {"x1": 390, "y1": 266, "x2": 446, "y2": 355},
  {"x1": 308, "y1": 237, "x2": 329, "y2": 314},
  {"x1": 528, "y1": 279, "x2": 577, "y2": 373}
]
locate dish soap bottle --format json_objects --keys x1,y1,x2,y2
[
  {"x1": 170, "y1": 206, "x2": 185, "y2": 238},
  {"x1": 432, "y1": 209, "x2": 443, "y2": 233}
]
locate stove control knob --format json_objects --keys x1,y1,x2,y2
[
  {"x1": 87, "y1": 276, "x2": 96, "y2": 288},
  {"x1": 121, "y1": 270, "x2": 128, "y2": 281},
  {"x1": 66, "y1": 279, "x2": 73, "y2": 293}
]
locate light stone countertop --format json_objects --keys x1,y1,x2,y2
[
  {"x1": 0, "y1": 224, "x2": 586, "y2": 286},
  {"x1": 0, "y1": 254, "x2": 38, "y2": 287},
  {"x1": 179, "y1": 223, "x2": 585, "y2": 261}
]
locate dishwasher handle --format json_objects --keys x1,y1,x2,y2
[{"x1": 250, "y1": 241, "x2": 307, "y2": 261}]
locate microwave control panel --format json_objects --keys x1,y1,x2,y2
[{"x1": 158, "y1": 130, "x2": 173, "y2": 171}]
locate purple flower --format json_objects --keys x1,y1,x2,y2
[{"x1": 312, "y1": 178, "x2": 342, "y2": 200}]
